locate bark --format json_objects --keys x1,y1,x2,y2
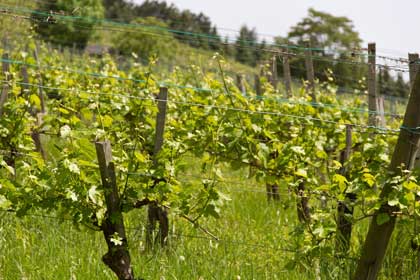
[
  {"x1": 266, "y1": 184, "x2": 280, "y2": 201},
  {"x1": 146, "y1": 203, "x2": 169, "y2": 249},
  {"x1": 353, "y1": 58, "x2": 420, "y2": 280},
  {"x1": 296, "y1": 181, "x2": 310, "y2": 223}
]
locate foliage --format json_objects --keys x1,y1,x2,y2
[
  {"x1": 285, "y1": 8, "x2": 365, "y2": 89},
  {"x1": 112, "y1": 17, "x2": 178, "y2": 62},
  {"x1": 31, "y1": 0, "x2": 104, "y2": 49},
  {"x1": 0, "y1": 36, "x2": 418, "y2": 279}
]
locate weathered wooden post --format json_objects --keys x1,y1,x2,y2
[
  {"x1": 304, "y1": 41, "x2": 316, "y2": 102},
  {"x1": 368, "y1": 43, "x2": 378, "y2": 127},
  {"x1": 96, "y1": 141, "x2": 135, "y2": 280},
  {"x1": 254, "y1": 74, "x2": 262, "y2": 96},
  {"x1": 282, "y1": 47, "x2": 292, "y2": 97},
  {"x1": 236, "y1": 74, "x2": 246, "y2": 95},
  {"x1": 0, "y1": 53, "x2": 10, "y2": 116},
  {"x1": 409, "y1": 53, "x2": 419, "y2": 88},
  {"x1": 377, "y1": 95, "x2": 385, "y2": 127},
  {"x1": 146, "y1": 87, "x2": 170, "y2": 249},
  {"x1": 353, "y1": 60, "x2": 420, "y2": 280},
  {"x1": 270, "y1": 55, "x2": 278, "y2": 90},
  {"x1": 336, "y1": 125, "x2": 355, "y2": 252},
  {"x1": 33, "y1": 43, "x2": 46, "y2": 114},
  {"x1": 409, "y1": 53, "x2": 420, "y2": 170}
]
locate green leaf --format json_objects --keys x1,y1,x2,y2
[
  {"x1": 1, "y1": 160, "x2": 15, "y2": 176},
  {"x1": 291, "y1": 146, "x2": 305, "y2": 155},
  {"x1": 333, "y1": 174, "x2": 348, "y2": 193},
  {"x1": 387, "y1": 199, "x2": 399, "y2": 207},
  {"x1": 102, "y1": 115, "x2": 113, "y2": 128},
  {"x1": 295, "y1": 169, "x2": 307, "y2": 178},
  {"x1": 29, "y1": 94, "x2": 41, "y2": 109},
  {"x1": 0, "y1": 195, "x2": 12, "y2": 209}
]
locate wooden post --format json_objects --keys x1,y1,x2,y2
[
  {"x1": 409, "y1": 53, "x2": 419, "y2": 89},
  {"x1": 353, "y1": 61, "x2": 420, "y2": 280},
  {"x1": 33, "y1": 43, "x2": 46, "y2": 114},
  {"x1": 410, "y1": 53, "x2": 420, "y2": 170},
  {"x1": 95, "y1": 141, "x2": 135, "y2": 280},
  {"x1": 336, "y1": 125, "x2": 355, "y2": 252},
  {"x1": 20, "y1": 66, "x2": 29, "y2": 96},
  {"x1": 254, "y1": 74, "x2": 262, "y2": 96},
  {"x1": 0, "y1": 53, "x2": 10, "y2": 116},
  {"x1": 236, "y1": 74, "x2": 246, "y2": 95},
  {"x1": 296, "y1": 181, "x2": 310, "y2": 223},
  {"x1": 282, "y1": 48, "x2": 292, "y2": 97},
  {"x1": 20, "y1": 64, "x2": 47, "y2": 160},
  {"x1": 146, "y1": 87, "x2": 169, "y2": 249},
  {"x1": 270, "y1": 55, "x2": 278, "y2": 90},
  {"x1": 304, "y1": 41, "x2": 316, "y2": 102},
  {"x1": 368, "y1": 43, "x2": 378, "y2": 127},
  {"x1": 377, "y1": 95, "x2": 385, "y2": 127},
  {"x1": 266, "y1": 184, "x2": 280, "y2": 202}
]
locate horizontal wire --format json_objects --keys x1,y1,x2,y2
[
  {"x1": 24, "y1": 0, "x2": 418, "y2": 65},
  {"x1": 0, "y1": 208, "x2": 301, "y2": 254},
  {"x1": 0, "y1": 4, "x2": 361, "y2": 55},
  {"x1": 0, "y1": 78, "x2": 403, "y2": 134},
  {"x1": 1, "y1": 3, "x2": 418, "y2": 67},
  {"x1": 2, "y1": 32, "x2": 406, "y2": 106},
  {"x1": 1, "y1": 11, "x2": 415, "y2": 76},
  {"x1": 1, "y1": 78, "x2": 405, "y2": 118}
]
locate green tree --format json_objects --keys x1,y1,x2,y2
[
  {"x1": 235, "y1": 25, "x2": 258, "y2": 66},
  {"x1": 134, "y1": 0, "x2": 221, "y2": 51},
  {"x1": 112, "y1": 17, "x2": 178, "y2": 62},
  {"x1": 287, "y1": 8, "x2": 364, "y2": 88},
  {"x1": 103, "y1": 0, "x2": 135, "y2": 22},
  {"x1": 32, "y1": 0, "x2": 104, "y2": 49},
  {"x1": 395, "y1": 72, "x2": 410, "y2": 98}
]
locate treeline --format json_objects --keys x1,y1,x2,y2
[
  {"x1": 103, "y1": 0, "x2": 221, "y2": 51},
  {"x1": 30, "y1": 0, "x2": 410, "y2": 97}
]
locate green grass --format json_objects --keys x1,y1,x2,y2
[{"x1": 0, "y1": 170, "x2": 418, "y2": 279}]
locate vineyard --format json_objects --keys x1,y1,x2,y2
[{"x1": 0, "y1": 2, "x2": 420, "y2": 280}]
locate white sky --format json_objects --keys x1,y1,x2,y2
[{"x1": 133, "y1": 0, "x2": 419, "y2": 57}]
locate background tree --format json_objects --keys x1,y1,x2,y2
[
  {"x1": 112, "y1": 17, "x2": 178, "y2": 62},
  {"x1": 103, "y1": 0, "x2": 135, "y2": 22},
  {"x1": 235, "y1": 25, "x2": 258, "y2": 66},
  {"x1": 287, "y1": 8, "x2": 365, "y2": 89},
  {"x1": 133, "y1": 0, "x2": 221, "y2": 51},
  {"x1": 395, "y1": 72, "x2": 410, "y2": 98},
  {"x1": 32, "y1": 0, "x2": 104, "y2": 49}
]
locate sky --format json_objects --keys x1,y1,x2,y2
[{"x1": 133, "y1": 0, "x2": 419, "y2": 57}]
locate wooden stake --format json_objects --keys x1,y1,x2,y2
[
  {"x1": 377, "y1": 95, "x2": 385, "y2": 127},
  {"x1": 270, "y1": 55, "x2": 278, "y2": 90},
  {"x1": 0, "y1": 53, "x2": 10, "y2": 116},
  {"x1": 254, "y1": 74, "x2": 262, "y2": 96},
  {"x1": 95, "y1": 141, "x2": 134, "y2": 280},
  {"x1": 353, "y1": 59, "x2": 420, "y2": 280},
  {"x1": 296, "y1": 181, "x2": 310, "y2": 223},
  {"x1": 304, "y1": 41, "x2": 316, "y2": 102},
  {"x1": 336, "y1": 125, "x2": 355, "y2": 252},
  {"x1": 282, "y1": 48, "x2": 292, "y2": 97},
  {"x1": 147, "y1": 87, "x2": 169, "y2": 249},
  {"x1": 368, "y1": 43, "x2": 378, "y2": 127},
  {"x1": 236, "y1": 74, "x2": 246, "y2": 95},
  {"x1": 409, "y1": 53, "x2": 419, "y2": 89},
  {"x1": 33, "y1": 43, "x2": 46, "y2": 114},
  {"x1": 409, "y1": 53, "x2": 420, "y2": 170},
  {"x1": 20, "y1": 66, "x2": 29, "y2": 96}
]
